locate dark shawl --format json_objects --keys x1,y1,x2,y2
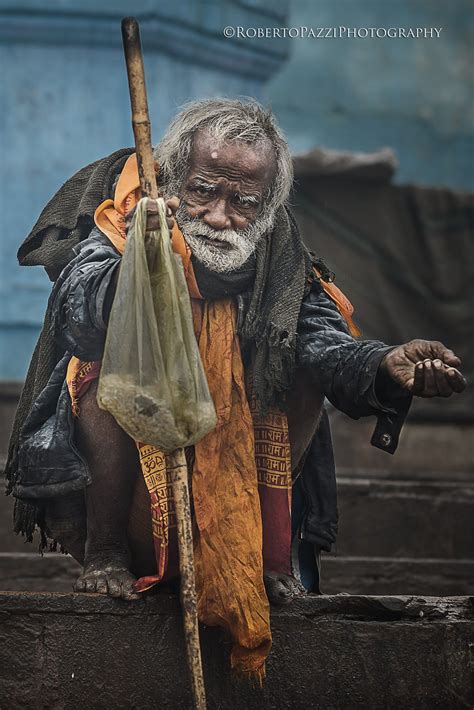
[{"x1": 6, "y1": 148, "x2": 313, "y2": 539}]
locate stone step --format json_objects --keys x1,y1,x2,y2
[
  {"x1": 2, "y1": 479, "x2": 474, "y2": 567},
  {"x1": 322, "y1": 555, "x2": 474, "y2": 596},
  {"x1": 1, "y1": 552, "x2": 473, "y2": 598},
  {"x1": 336, "y1": 477, "x2": 474, "y2": 559},
  {"x1": 336, "y1": 465, "x2": 474, "y2": 483},
  {"x1": 3, "y1": 476, "x2": 474, "y2": 559},
  {"x1": 0, "y1": 552, "x2": 80, "y2": 593},
  {"x1": 329, "y1": 409, "x2": 474, "y2": 477},
  {"x1": 0, "y1": 591, "x2": 472, "y2": 709}
]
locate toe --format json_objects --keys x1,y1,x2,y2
[
  {"x1": 270, "y1": 580, "x2": 293, "y2": 605},
  {"x1": 73, "y1": 576, "x2": 86, "y2": 593},
  {"x1": 272, "y1": 574, "x2": 306, "y2": 603},
  {"x1": 95, "y1": 578, "x2": 108, "y2": 595},
  {"x1": 107, "y1": 578, "x2": 122, "y2": 598},
  {"x1": 122, "y1": 586, "x2": 141, "y2": 601},
  {"x1": 264, "y1": 571, "x2": 295, "y2": 605},
  {"x1": 278, "y1": 585, "x2": 292, "y2": 602},
  {"x1": 84, "y1": 577, "x2": 97, "y2": 594},
  {"x1": 118, "y1": 572, "x2": 140, "y2": 601}
]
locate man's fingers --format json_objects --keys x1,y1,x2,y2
[
  {"x1": 432, "y1": 360, "x2": 453, "y2": 397},
  {"x1": 422, "y1": 359, "x2": 439, "y2": 396},
  {"x1": 145, "y1": 216, "x2": 161, "y2": 231},
  {"x1": 429, "y1": 341, "x2": 461, "y2": 368},
  {"x1": 412, "y1": 360, "x2": 466, "y2": 398},
  {"x1": 145, "y1": 217, "x2": 175, "y2": 232},
  {"x1": 127, "y1": 198, "x2": 179, "y2": 236},
  {"x1": 144, "y1": 198, "x2": 178, "y2": 233},
  {"x1": 145, "y1": 200, "x2": 159, "y2": 215},
  {"x1": 411, "y1": 361, "x2": 425, "y2": 395},
  {"x1": 407, "y1": 340, "x2": 461, "y2": 368},
  {"x1": 446, "y1": 368, "x2": 467, "y2": 393},
  {"x1": 166, "y1": 196, "x2": 180, "y2": 214}
]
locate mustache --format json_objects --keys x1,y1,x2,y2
[
  {"x1": 175, "y1": 207, "x2": 258, "y2": 247},
  {"x1": 174, "y1": 205, "x2": 273, "y2": 273}
]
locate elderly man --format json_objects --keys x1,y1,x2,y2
[{"x1": 7, "y1": 99, "x2": 465, "y2": 676}]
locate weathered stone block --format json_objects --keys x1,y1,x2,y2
[{"x1": 0, "y1": 592, "x2": 472, "y2": 709}]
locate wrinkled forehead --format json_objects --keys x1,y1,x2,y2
[{"x1": 187, "y1": 128, "x2": 277, "y2": 187}]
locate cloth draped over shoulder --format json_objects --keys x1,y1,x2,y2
[{"x1": 18, "y1": 148, "x2": 135, "y2": 281}]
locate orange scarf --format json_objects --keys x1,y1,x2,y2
[{"x1": 71, "y1": 155, "x2": 282, "y2": 680}]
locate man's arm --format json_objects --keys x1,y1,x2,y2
[
  {"x1": 297, "y1": 280, "x2": 405, "y2": 415},
  {"x1": 48, "y1": 228, "x2": 121, "y2": 361},
  {"x1": 296, "y1": 280, "x2": 465, "y2": 453}
]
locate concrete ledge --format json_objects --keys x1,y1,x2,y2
[{"x1": 0, "y1": 592, "x2": 472, "y2": 709}]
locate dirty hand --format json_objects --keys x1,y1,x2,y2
[
  {"x1": 125, "y1": 196, "x2": 180, "y2": 235},
  {"x1": 380, "y1": 340, "x2": 466, "y2": 397}
]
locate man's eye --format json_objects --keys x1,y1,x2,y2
[
  {"x1": 232, "y1": 195, "x2": 258, "y2": 209},
  {"x1": 193, "y1": 186, "x2": 214, "y2": 196}
]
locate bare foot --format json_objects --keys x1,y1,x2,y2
[
  {"x1": 264, "y1": 571, "x2": 306, "y2": 605},
  {"x1": 74, "y1": 553, "x2": 140, "y2": 601}
]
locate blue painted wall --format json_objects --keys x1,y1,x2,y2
[
  {"x1": 266, "y1": 0, "x2": 473, "y2": 189},
  {"x1": 0, "y1": 0, "x2": 289, "y2": 379}
]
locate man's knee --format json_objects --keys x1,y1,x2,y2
[{"x1": 74, "y1": 380, "x2": 138, "y2": 468}]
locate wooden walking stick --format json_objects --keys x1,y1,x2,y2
[{"x1": 121, "y1": 17, "x2": 207, "y2": 710}]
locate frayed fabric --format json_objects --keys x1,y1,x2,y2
[{"x1": 13, "y1": 497, "x2": 48, "y2": 551}]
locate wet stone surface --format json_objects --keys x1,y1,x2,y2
[{"x1": 0, "y1": 592, "x2": 472, "y2": 709}]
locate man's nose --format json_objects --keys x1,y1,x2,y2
[{"x1": 202, "y1": 199, "x2": 232, "y2": 230}]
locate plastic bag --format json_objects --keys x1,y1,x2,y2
[{"x1": 97, "y1": 197, "x2": 217, "y2": 451}]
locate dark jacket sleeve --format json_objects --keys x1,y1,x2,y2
[
  {"x1": 48, "y1": 228, "x2": 121, "y2": 361},
  {"x1": 296, "y1": 279, "x2": 412, "y2": 453}
]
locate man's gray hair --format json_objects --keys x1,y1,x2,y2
[{"x1": 154, "y1": 98, "x2": 293, "y2": 218}]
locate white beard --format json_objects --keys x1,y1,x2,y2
[{"x1": 176, "y1": 206, "x2": 273, "y2": 273}]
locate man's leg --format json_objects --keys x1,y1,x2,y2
[{"x1": 73, "y1": 380, "x2": 141, "y2": 600}]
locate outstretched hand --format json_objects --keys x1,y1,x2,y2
[{"x1": 380, "y1": 339, "x2": 466, "y2": 398}]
